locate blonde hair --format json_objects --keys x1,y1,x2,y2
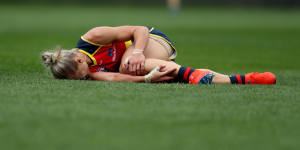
[{"x1": 41, "y1": 46, "x2": 78, "y2": 79}]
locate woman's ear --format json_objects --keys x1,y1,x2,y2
[{"x1": 75, "y1": 57, "x2": 83, "y2": 63}]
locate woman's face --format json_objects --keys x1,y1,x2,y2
[{"x1": 68, "y1": 59, "x2": 90, "y2": 80}]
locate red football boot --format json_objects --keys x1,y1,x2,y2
[
  {"x1": 189, "y1": 69, "x2": 214, "y2": 84},
  {"x1": 245, "y1": 72, "x2": 276, "y2": 84}
]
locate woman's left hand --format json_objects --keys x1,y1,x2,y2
[{"x1": 127, "y1": 53, "x2": 145, "y2": 76}]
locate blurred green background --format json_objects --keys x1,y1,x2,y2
[
  {"x1": 0, "y1": 1, "x2": 300, "y2": 150},
  {"x1": 1, "y1": 0, "x2": 300, "y2": 6}
]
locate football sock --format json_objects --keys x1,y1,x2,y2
[
  {"x1": 230, "y1": 75, "x2": 246, "y2": 84},
  {"x1": 178, "y1": 66, "x2": 195, "y2": 83}
]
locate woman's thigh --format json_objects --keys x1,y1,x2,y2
[{"x1": 143, "y1": 38, "x2": 170, "y2": 60}]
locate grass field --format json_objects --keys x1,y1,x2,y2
[{"x1": 0, "y1": 4, "x2": 300, "y2": 150}]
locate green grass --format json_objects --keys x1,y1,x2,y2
[{"x1": 0, "y1": 5, "x2": 300, "y2": 150}]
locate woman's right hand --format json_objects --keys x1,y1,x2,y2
[{"x1": 147, "y1": 65, "x2": 177, "y2": 83}]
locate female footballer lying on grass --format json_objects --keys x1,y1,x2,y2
[{"x1": 41, "y1": 26, "x2": 276, "y2": 84}]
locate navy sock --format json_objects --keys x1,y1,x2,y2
[
  {"x1": 230, "y1": 75, "x2": 245, "y2": 84},
  {"x1": 178, "y1": 66, "x2": 195, "y2": 83}
]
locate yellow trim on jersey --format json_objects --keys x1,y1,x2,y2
[
  {"x1": 78, "y1": 49, "x2": 97, "y2": 66},
  {"x1": 125, "y1": 40, "x2": 133, "y2": 49},
  {"x1": 81, "y1": 36, "x2": 102, "y2": 46},
  {"x1": 92, "y1": 47, "x2": 102, "y2": 56},
  {"x1": 168, "y1": 52, "x2": 177, "y2": 61},
  {"x1": 149, "y1": 27, "x2": 154, "y2": 32},
  {"x1": 149, "y1": 34, "x2": 177, "y2": 61}
]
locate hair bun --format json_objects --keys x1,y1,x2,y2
[
  {"x1": 41, "y1": 46, "x2": 62, "y2": 67},
  {"x1": 41, "y1": 51, "x2": 53, "y2": 67}
]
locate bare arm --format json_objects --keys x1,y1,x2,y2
[
  {"x1": 89, "y1": 72, "x2": 145, "y2": 82},
  {"x1": 89, "y1": 65, "x2": 176, "y2": 83},
  {"x1": 83, "y1": 26, "x2": 149, "y2": 50}
]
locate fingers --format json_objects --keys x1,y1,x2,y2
[
  {"x1": 137, "y1": 56, "x2": 145, "y2": 75},
  {"x1": 127, "y1": 54, "x2": 145, "y2": 75},
  {"x1": 167, "y1": 68, "x2": 177, "y2": 75},
  {"x1": 129, "y1": 62, "x2": 133, "y2": 74},
  {"x1": 122, "y1": 63, "x2": 129, "y2": 74},
  {"x1": 129, "y1": 61, "x2": 143, "y2": 76},
  {"x1": 157, "y1": 76, "x2": 175, "y2": 82},
  {"x1": 141, "y1": 62, "x2": 145, "y2": 75},
  {"x1": 151, "y1": 67, "x2": 176, "y2": 82},
  {"x1": 127, "y1": 57, "x2": 137, "y2": 75},
  {"x1": 159, "y1": 64, "x2": 166, "y2": 71},
  {"x1": 161, "y1": 68, "x2": 177, "y2": 76},
  {"x1": 129, "y1": 63, "x2": 136, "y2": 75},
  {"x1": 136, "y1": 63, "x2": 141, "y2": 75},
  {"x1": 125, "y1": 57, "x2": 130, "y2": 64},
  {"x1": 124, "y1": 63, "x2": 128, "y2": 70},
  {"x1": 121, "y1": 56, "x2": 130, "y2": 74}
]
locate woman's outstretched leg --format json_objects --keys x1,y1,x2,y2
[{"x1": 144, "y1": 58, "x2": 276, "y2": 84}]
